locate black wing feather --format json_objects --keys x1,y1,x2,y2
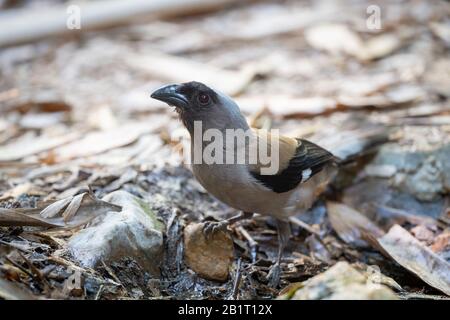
[{"x1": 250, "y1": 139, "x2": 335, "y2": 193}]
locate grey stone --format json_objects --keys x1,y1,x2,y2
[{"x1": 67, "y1": 191, "x2": 165, "y2": 276}]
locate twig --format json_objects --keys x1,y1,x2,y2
[
  {"x1": 17, "y1": 252, "x2": 52, "y2": 292},
  {"x1": 236, "y1": 226, "x2": 258, "y2": 262},
  {"x1": 5, "y1": 256, "x2": 34, "y2": 278},
  {"x1": 289, "y1": 217, "x2": 320, "y2": 236},
  {"x1": 94, "y1": 284, "x2": 104, "y2": 300},
  {"x1": 0, "y1": 239, "x2": 32, "y2": 253},
  {"x1": 231, "y1": 259, "x2": 242, "y2": 300},
  {"x1": 100, "y1": 260, "x2": 128, "y2": 295}
]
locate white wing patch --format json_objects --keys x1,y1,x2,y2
[{"x1": 301, "y1": 168, "x2": 312, "y2": 182}]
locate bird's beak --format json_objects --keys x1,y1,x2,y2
[{"x1": 150, "y1": 84, "x2": 188, "y2": 109}]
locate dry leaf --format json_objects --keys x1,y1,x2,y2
[
  {"x1": 128, "y1": 51, "x2": 255, "y2": 96},
  {"x1": 377, "y1": 224, "x2": 450, "y2": 296},
  {"x1": 327, "y1": 201, "x2": 385, "y2": 247},
  {"x1": 0, "y1": 193, "x2": 121, "y2": 228},
  {"x1": 0, "y1": 182, "x2": 35, "y2": 200},
  {"x1": 363, "y1": 34, "x2": 402, "y2": 60},
  {"x1": 0, "y1": 131, "x2": 79, "y2": 161},
  {"x1": 62, "y1": 193, "x2": 85, "y2": 222},
  {"x1": 53, "y1": 121, "x2": 163, "y2": 161},
  {"x1": 305, "y1": 24, "x2": 401, "y2": 61},
  {"x1": 305, "y1": 24, "x2": 364, "y2": 58},
  {"x1": 39, "y1": 192, "x2": 122, "y2": 226},
  {"x1": 0, "y1": 208, "x2": 62, "y2": 228},
  {"x1": 40, "y1": 197, "x2": 73, "y2": 218},
  {"x1": 236, "y1": 96, "x2": 337, "y2": 117},
  {"x1": 430, "y1": 22, "x2": 450, "y2": 46}
]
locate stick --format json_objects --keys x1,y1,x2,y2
[
  {"x1": 231, "y1": 258, "x2": 242, "y2": 300},
  {"x1": 236, "y1": 226, "x2": 258, "y2": 263},
  {"x1": 289, "y1": 217, "x2": 320, "y2": 236}
]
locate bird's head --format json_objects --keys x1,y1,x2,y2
[{"x1": 151, "y1": 81, "x2": 248, "y2": 133}]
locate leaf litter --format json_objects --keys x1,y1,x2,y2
[{"x1": 0, "y1": 0, "x2": 449, "y2": 300}]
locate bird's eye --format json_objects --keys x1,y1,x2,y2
[{"x1": 198, "y1": 93, "x2": 210, "y2": 105}]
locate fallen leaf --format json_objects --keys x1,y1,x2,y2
[
  {"x1": 0, "y1": 208, "x2": 61, "y2": 228},
  {"x1": 377, "y1": 224, "x2": 450, "y2": 296},
  {"x1": 39, "y1": 192, "x2": 122, "y2": 226},
  {"x1": 62, "y1": 193, "x2": 85, "y2": 222},
  {"x1": 305, "y1": 24, "x2": 402, "y2": 61},
  {"x1": 40, "y1": 197, "x2": 73, "y2": 218},
  {"x1": 19, "y1": 112, "x2": 67, "y2": 129},
  {"x1": 430, "y1": 22, "x2": 450, "y2": 47},
  {"x1": 362, "y1": 33, "x2": 402, "y2": 60},
  {"x1": 236, "y1": 95, "x2": 337, "y2": 117},
  {"x1": 0, "y1": 193, "x2": 121, "y2": 228},
  {"x1": 0, "y1": 131, "x2": 79, "y2": 161},
  {"x1": 305, "y1": 24, "x2": 364, "y2": 58},
  {"x1": 129, "y1": 51, "x2": 255, "y2": 96},
  {"x1": 327, "y1": 201, "x2": 385, "y2": 247},
  {"x1": 0, "y1": 182, "x2": 34, "y2": 200},
  {"x1": 53, "y1": 121, "x2": 163, "y2": 161}
]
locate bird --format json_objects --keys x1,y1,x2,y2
[{"x1": 151, "y1": 81, "x2": 346, "y2": 287}]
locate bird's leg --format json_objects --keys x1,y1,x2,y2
[
  {"x1": 266, "y1": 219, "x2": 291, "y2": 288},
  {"x1": 203, "y1": 211, "x2": 253, "y2": 237}
]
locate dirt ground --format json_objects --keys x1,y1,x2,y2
[{"x1": 0, "y1": 0, "x2": 449, "y2": 300}]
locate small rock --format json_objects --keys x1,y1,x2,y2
[
  {"x1": 184, "y1": 223, "x2": 234, "y2": 282},
  {"x1": 280, "y1": 261, "x2": 397, "y2": 300},
  {"x1": 406, "y1": 156, "x2": 443, "y2": 201},
  {"x1": 364, "y1": 164, "x2": 397, "y2": 178},
  {"x1": 67, "y1": 191, "x2": 165, "y2": 277}
]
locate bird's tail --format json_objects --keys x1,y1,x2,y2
[{"x1": 319, "y1": 126, "x2": 391, "y2": 167}]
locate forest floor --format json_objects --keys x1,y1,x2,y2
[{"x1": 0, "y1": 0, "x2": 449, "y2": 299}]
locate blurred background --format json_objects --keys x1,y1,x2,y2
[{"x1": 0, "y1": 0, "x2": 449, "y2": 300}]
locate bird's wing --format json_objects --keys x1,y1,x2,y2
[{"x1": 249, "y1": 137, "x2": 336, "y2": 193}]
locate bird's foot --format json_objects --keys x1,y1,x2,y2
[
  {"x1": 266, "y1": 262, "x2": 281, "y2": 288},
  {"x1": 202, "y1": 220, "x2": 230, "y2": 238}
]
